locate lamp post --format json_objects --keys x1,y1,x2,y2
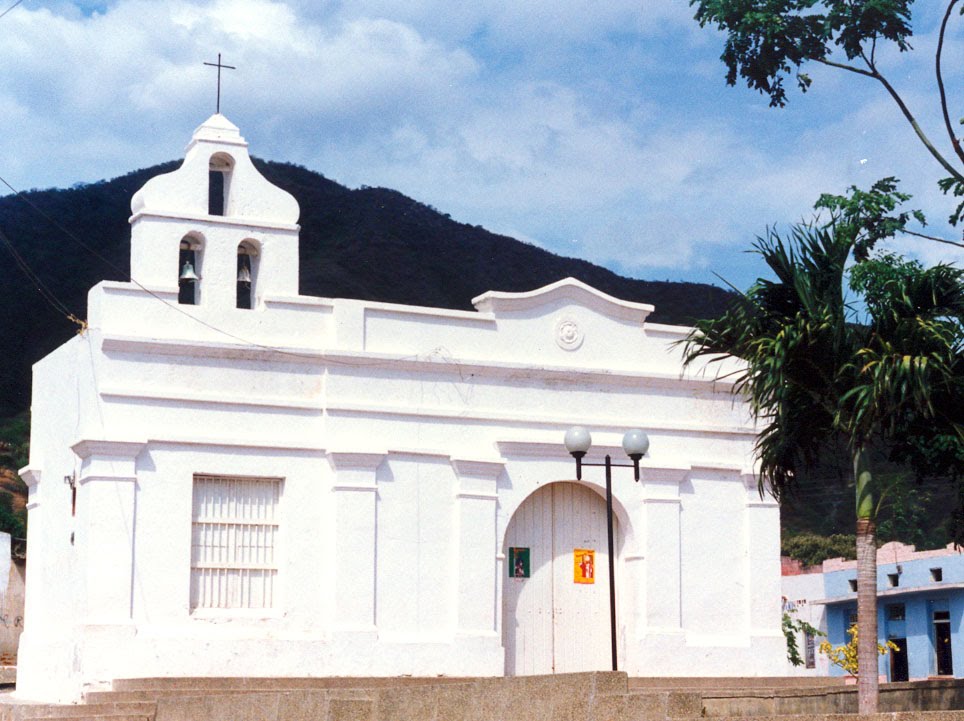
[{"x1": 564, "y1": 426, "x2": 649, "y2": 672}]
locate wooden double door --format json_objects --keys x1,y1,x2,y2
[{"x1": 503, "y1": 482, "x2": 615, "y2": 675}]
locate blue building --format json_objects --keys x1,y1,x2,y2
[{"x1": 820, "y1": 542, "x2": 964, "y2": 681}]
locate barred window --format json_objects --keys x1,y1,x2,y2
[{"x1": 190, "y1": 475, "x2": 281, "y2": 610}]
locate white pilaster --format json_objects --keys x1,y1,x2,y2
[
  {"x1": 71, "y1": 440, "x2": 144, "y2": 624},
  {"x1": 743, "y1": 471, "x2": 781, "y2": 634},
  {"x1": 640, "y1": 466, "x2": 688, "y2": 634},
  {"x1": 450, "y1": 457, "x2": 504, "y2": 635},
  {"x1": 327, "y1": 451, "x2": 385, "y2": 632}
]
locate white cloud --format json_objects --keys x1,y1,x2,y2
[{"x1": 2, "y1": 0, "x2": 960, "y2": 292}]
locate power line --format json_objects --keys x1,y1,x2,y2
[
  {"x1": 0, "y1": 173, "x2": 136, "y2": 280},
  {"x1": 0, "y1": 0, "x2": 24, "y2": 21},
  {"x1": 0, "y1": 225, "x2": 84, "y2": 329},
  {"x1": 0, "y1": 171, "x2": 322, "y2": 352},
  {"x1": 0, "y1": 173, "x2": 431, "y2": 370}
]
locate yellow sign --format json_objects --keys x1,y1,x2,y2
[{"x1": 574, "y1": 548, "x2": 595, "y2": 584}]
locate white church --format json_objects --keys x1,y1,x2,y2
[{"x1": 17, "y1": 114, "x2": 783, "y2": 702}]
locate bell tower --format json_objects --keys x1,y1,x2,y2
[{"x1": 128, "y1": 114, "x2": 301, "y2": 310}]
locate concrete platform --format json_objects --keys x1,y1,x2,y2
[
  {"x1": 3, "y1": 674, "x2": 964, "y2": 721},
  {"x1": 629, "y1": 677, "x2": 848, "y2": 690}
]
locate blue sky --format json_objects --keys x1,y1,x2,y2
[{"x1": 2, "y1": 0, "x2": 963, "y2": 295}]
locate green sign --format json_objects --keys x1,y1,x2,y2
[{"x1": 508, "y1": 547, "x2": 530, "y2": 578}]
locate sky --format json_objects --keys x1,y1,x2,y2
[{"x1": 2, "y1": 0, "x2": 964, "y2": 293}]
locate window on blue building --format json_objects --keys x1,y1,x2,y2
[
  {"x1": 888, "y1": 573, "x2": 900, "y2": 588},
  {"x1": 890, "y1": 639, "x2": 909, "y2": 682},
  {"x1": 932, "y1": 567, "x2": 943, "y2": 582},
  {"x1": 934, "y1": 610, "x2": 953, "y2": 676},
  {"x1": 887, "y1": 604, "x2": 905, "y2": 621}
]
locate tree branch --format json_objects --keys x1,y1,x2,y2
[
  {"x1": 817, "y1": 32, "x2": 964, "y2": 184},
  {"x1": 936, "y1": 0, "x2": 964, "y2": 166},
  {"x1": 814, "y1": 57, "x2": 876, "y2": 78},
  {"x1": 900, "y1": 228, "x2": 964, "y2": 250},
  {"x1": 871, "y1": 69, "x2": 964, "y2": 184}
]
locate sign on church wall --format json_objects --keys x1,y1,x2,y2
[
  {"x1": 508, "y1": 547, "x2": 530, "y2": 578},
  {"x1": 574, "y1": 549, "x2": 595, "y2": 584}
]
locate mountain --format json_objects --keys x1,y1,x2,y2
[{"x1": 0, "y1": 159, "x2": 735, "y2": 417}]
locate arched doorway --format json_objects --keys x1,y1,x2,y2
[{"x1": 502, "y1": 482, "x2": 617, "y2": 675}]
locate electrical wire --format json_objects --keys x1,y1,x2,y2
[
  {"x1": 0, "y1": 225, "x2": 84, "y2": 328},
  {"x1": 0, "y1": 0, "x2": 24, "y2": 21},
  {"x1": 0, "y1": 173, "x2": 432, "y2": 370}
]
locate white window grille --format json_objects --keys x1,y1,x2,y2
[{"x1": 190, "y1": 475, "x2": 281, "y2": 610}]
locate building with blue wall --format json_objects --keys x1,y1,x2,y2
[{"x1": 820, "y1": 543, "x2": 964, "y2": 681}]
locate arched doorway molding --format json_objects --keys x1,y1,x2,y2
[{"x1": 499, "y1": 478, "x2": 638, "y2": 554}]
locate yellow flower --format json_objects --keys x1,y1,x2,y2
[{"x1": 819, "y1": 625, "x2": 897, "y2": 676}]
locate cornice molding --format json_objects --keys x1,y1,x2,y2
[
  {"x1": 326, "y1": 451, "x2": 387, "y2": 471},
  {"x1": 71, "y1": 439, "x2": 147, "y2": 460}
]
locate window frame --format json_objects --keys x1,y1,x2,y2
[{"x1": 189, "y1": 474, "x2": 283, "y2": 614}]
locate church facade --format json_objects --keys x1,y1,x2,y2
[{"x1": 17, "y1": 115, "x2": 783, "y2": 702}]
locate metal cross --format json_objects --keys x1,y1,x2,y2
[{"x1": 203, "y1": 53, "x2": 236, "y2": 114}]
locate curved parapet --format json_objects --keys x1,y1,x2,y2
[{"x1": 130, "y1": 114, "x2": 299, "y2": 227}]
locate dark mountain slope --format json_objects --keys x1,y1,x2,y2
[{"x1": 0, "y1": 159, "x2": 735, "y2": 416}]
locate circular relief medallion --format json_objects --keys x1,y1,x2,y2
[{"x1": 555, "y1": 317, "x2": 584, "y2": 351}]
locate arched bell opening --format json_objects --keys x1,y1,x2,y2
[
  {"x1": 208, "y1": 152, "x2": 235, "y2": 216},
  {"x1": 178, "y1": 234, "x2": 204, "y2": 305},
  {"x1": 236, "y1": 240, "x2": 260, "y2": 309}
]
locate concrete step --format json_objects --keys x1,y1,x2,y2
[
  {"x1": 22, "y1": 716, "x2": 150, "y2": 721},
  {"x1": 3, "y1": 702, "x2": 154, "y2": 721},
  {"x1": 110, "y1": 676, "x2": 471, "y2": 692},
  {"x1": 628, "y1": 676, "x2": 846, "y2": 691},
  {"x1": 85, "y1": 690, "x2": 251, "y2": 704},
  {"x1": 86, "y1": 686, "x2": 400, "y2": 703}
]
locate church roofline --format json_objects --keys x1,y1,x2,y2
[{"x1": 472, "y1": 276, "x2": 655, "y2": 322}]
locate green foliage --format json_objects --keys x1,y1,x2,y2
[
  {"x1": 690, "y1": 0, "x2": 914, "y2": 107},
  {"x1": 937, "y1": 176, "x2": 964, "y2": 226},
  {"x1": 0, "y1": 413, "x2": 28, "y2": 539},
  {"x1": 875, "y1": 471, "x2": 951, "y2": 548},
  {"x1": 0, "y1": 413, "x2": 28, "y2": 471},
  {"x1": 783, "y1": 609, "x2": 825, "y2": 666},
  {"x1": 816, "y1": 178, "x2": 926, "y2": 261},
  {"x1": 0, "y1": 493, "x2": 25, "y2": 540},
  {"x1": 684, "y1": 184, "x2": 964, "y2": 712},
  {"x1": 782, "y1": 532, "x2": 856, "y2": 566},
  {"x1": 781, "y1": 456, "x2": 962, "y2": 549},
  {"x1": 683, "y1": 181, "x2": 964, "y2": 524},
  {"x1": 693, "y1": 0, "x2": 964, "y2": 258}
]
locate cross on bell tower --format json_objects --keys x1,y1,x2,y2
[{"x1": 203, "y1": 53, "x2": 236, "y2": 114}]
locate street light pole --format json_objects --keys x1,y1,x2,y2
[
  {"x1": 564, "y1": 427, "x2": 649, "y2": 673},
  {"x1": 604, "y1": 454, "x2": 617, "y2": 671}
]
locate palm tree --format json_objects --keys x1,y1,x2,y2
[{"x1": 684, "y1": 225, "x2": 964, "y2": 714}]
